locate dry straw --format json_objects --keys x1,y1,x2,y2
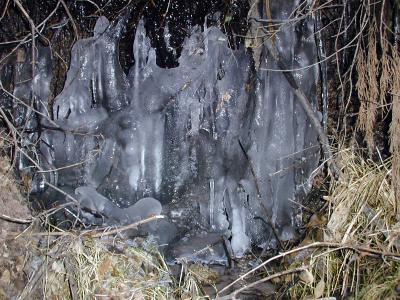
[
  {"x1": 355, "y1": 16, "x2": 400, "y2": 214},
  {"x1": 290, "y1": 146, "x2": 399, "y2": 300},
  {"x1": 356, "y1": 19, "x2": 380, "y2": 155}
]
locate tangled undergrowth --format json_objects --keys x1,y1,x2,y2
[
  {"x1": 290, "y1": 147, "x2": 400, "y2": 299},
  {"x1": 20, "y1": 235, "x2": 215, "y2": 300},
  {"x1": 2, "y1": 225, "x2": 216, "y2": 300}
]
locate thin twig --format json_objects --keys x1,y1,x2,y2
[
  {"x1": 0, "y1": 107, "x2": 18, "y2": 167},
  {"x1": 86, "y1": 215, "x2": 164, "y2": 238},
  {"x1": 60, "y1": 0, "x2": 80, "y2": 40},
  {"x1": 217, "y1": 241, "x2": 400, "y2": 296},
  {"x1": 13, "y1": 0, "x2": 37, "y2": 106},
  {"x1": 0, "y1": 213, "x2": 33, "y2": 224},
  {"x1": 264, "y1": 38, "x2": 342, "y2": 180},
  {"x1": 7, "y1": 215, "x2": 165, "y2": 239},
  {"x1": 0, "y1": 0, "x2": 11, "y2": 21},
  {"x1": 217, "y1": 266, "x2": 307, "y2": 300}
]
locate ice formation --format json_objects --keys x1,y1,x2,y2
[
  {"x1": 75, "y1": 186, "x2": 162, "y2": 224},
  {"x1": 7, "y1": 1, "x2": 321, "y2": 262}
]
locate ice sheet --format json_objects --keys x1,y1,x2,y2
[{"x1": 8, "y1": 1, "x2": 320, "y2": 259}]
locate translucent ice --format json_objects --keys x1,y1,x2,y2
[
  {"x1": 7, "y1": 1, "x2": 321, "y2": 260},
  {"x1": 75, "y1": 186, "x2": 162, "y2": 225}
]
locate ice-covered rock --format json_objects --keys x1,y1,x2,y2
[
  {"x1": 75, "y1": 186, "x2": 162, "y2": 224},
  {"x1": 8, "y1": 1, "x2": 320, "y2": 260}
]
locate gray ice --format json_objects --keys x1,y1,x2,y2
[
  {"x1": 75, "y1": 186, "x2": 162, "y2": 225},
  {"x1": 8, "y1": 0, "x2": 321, "y2": 261}
]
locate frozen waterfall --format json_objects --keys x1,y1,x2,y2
[{"x1": 8, "y1": 1, "x2": 320, "y2": 262}]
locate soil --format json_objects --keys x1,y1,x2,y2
[{"x1": 0, "y1": 156, "x2": 32, "y2": 300}]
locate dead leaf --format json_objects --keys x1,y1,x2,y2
[
  {"x1": 306, "y1": 213, "x2": 327, "y2": 229},
  {"x1": 314, "y1": 279, "x2": 325, "y2": 298},
  {"x1": 299, "y1": 269, "x2": 314, "y2": 284},
  {"x1": 325, "y1": 199, "x2": 352, "y2": 242}
]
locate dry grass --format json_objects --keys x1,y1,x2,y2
[
  {"x1": 289, "y1": 146, "x2": 400, "y2": 300},
  {"x1": 57, "y1": 237, "x2": 175, "y2": 299},
  {"x1": 355, "y1": 15, "x2": 400, "y2": 214},
  {"x1": 31, "y1": 228, "x2": 225, "y2": 300},
  {"x1": 15, "y1": 233, "x2": 213, "y2": 300},
  {"x1": 356, "y1": 19, "x2": 380, "y2": 155}
]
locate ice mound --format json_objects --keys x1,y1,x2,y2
[
  {"x1": 9, "y1": 2, "x2": 320, "y2": 261},
  {"x1": 75, "y1": 186, "x2": 162, "y2": 225}
]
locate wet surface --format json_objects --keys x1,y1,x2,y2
[{"x1": 5, "y1": 1, "x2": 320, "y2": 262}]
